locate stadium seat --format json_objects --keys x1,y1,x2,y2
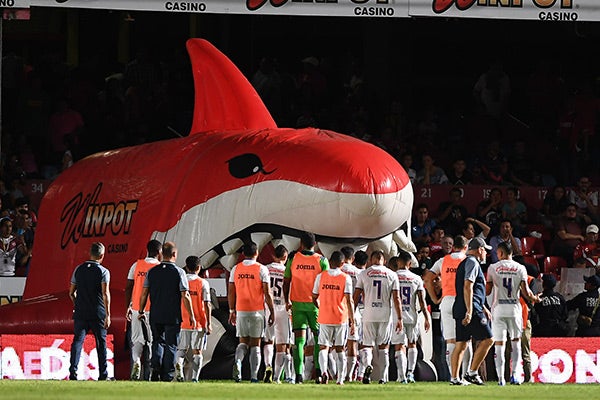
[
  {"x1": 543, "y1": 256, "x2": 568, "y2": 279},
  {"x1": 522, "y1": 236, "x2": 545, "y2": 260}
]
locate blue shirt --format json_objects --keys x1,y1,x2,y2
[
  {"x1": 71, "y1": 261, "x2": 110, "y2": 321},
  {"x1": 453, "y1": 255, "x2": 487, "y2": 319},
  {"x1": 144, "y1": 262, "x2": 189, "y2": 324}
]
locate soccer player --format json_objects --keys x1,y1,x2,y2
[
  {"x1": 391, "y1": 250, "x2": 430, "y2": 383},
  {"x1": 175, "y1": 256, "x2": 212, "y2": 382},
  {"x1": 283, "y1": 232, "x2": 329, "y2": 384},
  {"x1": 351, "y1": 250, "x2": 369, "y2": 381},
  {"x1": 339, "y1": 246, "x2": 362, "y2": 381},
  {"x1": 125, "y1": 239, "x2": 162, "y2": 380},
  {"x1": 486, "y1": 242, "x2": 539, "y2": 385},
  {"x1": 229, "y1": 242, "x2": 275, "y2": 383},
  {"x1": 353, "y1": 250, "x2": 402, "y2": 384},
  {"x1": 312, "y1": 251, "x2": 355, "y2": 385},
  {"x1": 263, "y1": 245, "x2": 294, "y2": 383},
  {"x1": 423, "y1": 235, "x2": 471, "y2": 380}
]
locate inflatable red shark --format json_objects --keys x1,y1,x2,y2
[{"x1": 0, "y1": 39, "x2": 413, "y2": 379}]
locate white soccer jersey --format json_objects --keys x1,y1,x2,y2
[
  {"x1": 266, "y1": 262, "x2": 286, "y2": 311},
  {"x1": 341, "y1": 262, "x2": 362, "y2": 292},
  {"x1": 396, "y1": 269, "x2": 424, "y2": 325},
  {"x1": 356, "y1": 265, "x2": 399, "y2": 322},
  {"x1": 487, "y1": 259, "x2": 527, "y2": 317}
]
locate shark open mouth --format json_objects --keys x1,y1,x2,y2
[{"x1": 196, "y1": 222, "x2": 414, "y2": 271}]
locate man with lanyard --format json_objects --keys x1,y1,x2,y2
[
  {"x1": 451, "y1": 237, "x2": 494, "y2": 385},
  {"x1": 125, "y1": 239, "x2": 162, "y2": 380},
  {"x1": 283, "y1": 231, "x2": 329, "y2": 384}
]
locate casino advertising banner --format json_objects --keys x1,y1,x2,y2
[
  {"x1": 30, "y1": 0, "x2": 409, "y2": 17},
  {"x1": 409, "y1": 0, "x2": 600, "y2": 21},
  {"x1": 0, "y1": 334, "x2": 114, "y2": 380},
  {"x1": 0, "y1": 0, "x2": 30, "y2": 8}
]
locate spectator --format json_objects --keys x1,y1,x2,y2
[
  {"x1": 573, "y1": 224, "x2": 600, "y2": 267},
  {"x1": 489, "y1": 219, "x2": 522, "y2": 264},
  {"x1": 552, "y1": 203, "x2": 586, "y2": 265},
  {"x1": 532, "y1": 274, "x2": 568, "y2": 337},
  {"x1": 477, "y1": 188, "x2": 503, "y2": 235},
  {"x1": 567, "y1": 275, "x2": 600, "y2": 337},
  {"x1": 416, "y1": 153, "x2": 448, "y2": 185},
  {"x1": 412, "y1": 243, "x2": 432, "y2": 276},
  {"x1": 508, "y1": 140, "x2": 538, "y2": 186},
  {"x1": 480, "y1": 141, "x2": 509, "y2": 185},
  {"x1": 568, "y1": 176, "x2": 598, "y2": 221},
  {"x1": 473, "y1": 60, "x2": 510, "y2": 119},
  {"x1": 48, "y1": 99, "x2": 84, "y2": 169},
  {"x1": 436, "y1": 187, "x2": 469, "y2": 237},
  {"x1": 462, "y1": 217, "x2": 491, "y2": 242},
  {"x1": 412, "y1": 203, "x2": 436, "y2": 244},
  {"x1": 432, "y1": 235, "x2": 454, "y2": 263},
  {"x1": 447, "y1": 158, "x2": 473, "y2": 185},
  {"x1": 541, "y1": 186, "x2": 570, "y2": 230},
  {"x1": 429, "y1": 227, "x2": 445, "y2": 260},
  {"x1": 501, "y1": 187, "x2": 528, "y2": 237},
  {"x1": 400, "y1": 153, "x2": 416, "y2": 184}
]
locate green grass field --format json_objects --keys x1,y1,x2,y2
[{"x1": 0, "y1": 380, "x2": 598, "y2": 400}]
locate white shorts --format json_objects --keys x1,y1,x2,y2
[
  {"x1": 178, "y1": 329, "x2": 207, "y2": 351},
  {"x1": 347, "y1": 309, "x2": 362, "y2": 341},
  {"x1": 264, "y1": 308, "x2": 292, "y2": 345},
  {"x1": 492, "y1": 314, "x2": 523, "y2": 342},
  {"x1": 236, "y1": 311, "x2": 265, "y2": 338},
  {"x1": 361, "y1": 321, "x2": 392, "y2": 347},
  {"x1": 131, "y1": 309, "x2": 153, "y2": 345},
  {"x1": 391, "y1": 323, "x2": 419, "y2": 345},
  {"x1": 440, "y1": 296, "x2": 455, "y2": 341},
  {"x1": 306, "y1": 329, "x2": 315, "y2": 346},
  {"x1": 318, "y1": 324, "x2": 348, "y2": 347}
]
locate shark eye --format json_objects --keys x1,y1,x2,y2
[{"x1": 227, "y1": 153, "x2": 274, "y2": 179}]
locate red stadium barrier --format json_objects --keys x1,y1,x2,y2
[
  {"x1": 0, "y1": 334, "x2": 114, "y2": 380},
  {"x1": 531, "y1": 337, "x2": 600, "y2": 383}
]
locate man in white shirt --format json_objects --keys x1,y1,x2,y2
[
  {"x1": 353, "y1": 250, "x2": 402, "y2": 384},
  {"x1": 391, "y1": 250, "x2": 430, "y2": 383},
  {"x1": 486, "y1": 241, "x2": 538, "y2": 386},
  {"x1": 340, "y1": 246, "x2": 363, "y2": 381}
]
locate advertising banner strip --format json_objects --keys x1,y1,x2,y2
[
  {"x1": 30, "y1": 0, "x2": 409, "y2": 18},
  {"x1": 409, "y1": 0, "x2": 600, "y2": 22},
  {"x1": 0, "y1": 0, "x2": 30, "y2": 8}
]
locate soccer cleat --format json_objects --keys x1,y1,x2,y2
[
  {"x1": 337, "y1": 381, "x2": 344, "y2": 385},
  {"x1": 69, "y1": 374, "x2": 77, "y2": 381},
  {"x1": 378, "y1": 379, "x2": 386, "y2": 384},
  {"x1": 406, "y1": 372, "x2": 415, "y2": 383},
  {"x1": 284, "y1": 377, "x2": 295, "y2": 384},
  {"x1": 295, "y1": 374, "x2": 303, "y2": 384},
  {"x1": 250, "y1": 378, "x2": 259, "y2": 383},
  {"x1": 315, "y1": 368, "x2": 322, "y2": 384},
  {"x1": 464, "y1": 373, "x2": 485, "y2": 385},
  {"x1": 498, "y1": 380, "x2": 506, "y2": 386},
  {"x1": 233, "y1": 360, "x2": 242, "y2": 382},
  {"x1": 130, "y1": 361, "x2": 141, "y2": 381},
  {"x1": 151, "y1": 369, "x2": 161, "y2": 382},
  {"x1": 362, "y1": 365, "x2": 373, "y2": 384},
  {"x1": 398, "y1": 379, "x2": 408, "y2": 384},
  {"x1": 175, "y1": 363, "x2": 184, "y2": 382},
  {"x1": 450, "y1": 378, "x2": 466, "y2": 386},
  {"x1": 264, "y1": 366, "x2": 273, "y2": 383},
  {"x1": 510, "y1": 375, "x2": 522, "y2": 385}
]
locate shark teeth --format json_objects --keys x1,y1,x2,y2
[{"x1": 201, "y1": 226, "x2": 415, "y2": 270}]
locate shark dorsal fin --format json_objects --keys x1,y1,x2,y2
[{"x1": 186, "y1": 38, "x2": 277, "y2": 134}]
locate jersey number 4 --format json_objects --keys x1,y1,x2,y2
[{"x1": 502, "y1": 277, "x2": 513, "y2": 297}]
